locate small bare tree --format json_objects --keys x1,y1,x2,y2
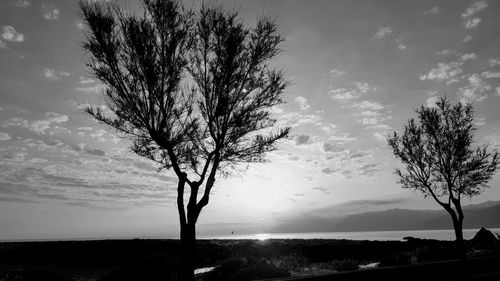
[
  {"x1": 79, "y1": 1, "x2": 289, "y2": 280},
  {"x1": 388, "y1": 97, "x2": 499, "y2": 260}
]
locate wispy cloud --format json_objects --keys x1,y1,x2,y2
[
  {"x1": 353, "y1": 100, "x2": 384, "y2": 111},
  {"x1": 460, "y1": 53, "x2": 477, "y2": 61},
  {"x1": 329, "y1": 81, "x2": 375, "y2": 101},
  {"x1": 329, "y1": 68, "x2": 347, "y2": 78},
  {"x1": 420, "y1": 61, "x2": 464, "y2": 82},
  {"x1": 464, "y1": 17, "x2": 481, "y2": 29},
  {"x1": 462, "y1": 0, "x2": 488, "y2": 18},
  {"x1": 329, "y1": 88, "x2": 359, "y2": 101},
  {"x1": 1, "y1": 25, "x2": 24, "y2": 42},
  {"x1": 0, "y1": 138, "x2": 179, "y2": 209},
  {"x1": 42, "y1": 3, "x2": 60, "y2": 20},
  {"x1": 42, "y1": 67, "x2": 70, "y2": 80},
  {"x1": 482, "y1": 71, "x2": 500, "y2": 79},
  {"x1": 424, "y1": 6, "x2": 439, "y2": 15},
  {"x1": 12, "y1": 0, "x2": 30, "y2": 8},
  {"x1": 309, "y1": 197, "x2": 409, "y2": 217},
  {"x1": 0, "y1": 132, "x2": 11, "y2": 141},
  {"x1": 318, "y1": 142, "x2": 383, "y2": 179},
  {"x1": 458, "y1": 73, "x2": 492, "y2": 102},
  {"x1": 489, "y1": 58, "x2": 500, "y2": 67},
  {"x1": 294, "y1": 96, "x2": 310, "y2": 110},
  {"x1": 322, "y1": 142, "x2": 345, "y2": 153},
  {"x1": 2, "y1": 112, "x2": 69, "y2": 134},
  {"x1": 373, "y1": 26, "x2": 392, "y2": 39},
  {"x1": 294, "y1": 134, "x2": 312, "y2": 146},
  {"x1": 395, "y1": 38, "x2": 406, "y2": 50}
]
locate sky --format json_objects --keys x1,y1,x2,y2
[{"x1": 1, "y1": 0, "x2": 500, "y2": 240}]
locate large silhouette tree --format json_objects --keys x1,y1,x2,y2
[
  {"x1": 79, "y1": 1, "x2": 289, "y2": 280},
  {"x1": 388, "y1": 97, "x2": 499, "y2": 260}
]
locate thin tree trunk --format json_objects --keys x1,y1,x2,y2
[
  {"x1": 180, "y1": 222, "x2": 196, "y2": 281},
  {"x1": 451, "y1": 214, "x2": 466, "y2": 261},
  {"x1": 448, "y1": 210, "x2": 467, "y2": 261}
]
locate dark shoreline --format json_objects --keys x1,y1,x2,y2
[{"x1": 0, "y1": 237, "x2": 498, "y2": 281}]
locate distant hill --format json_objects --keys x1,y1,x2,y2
[{"x1": 271, "y1": 201, "x2": 500, "y2": 233}]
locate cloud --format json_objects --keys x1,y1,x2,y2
[
  {"x1": 76, "y1": 77, "x2": 101, "y2": 93},
  {"x1": 355, "y1": 82, "x2": 373, "y2": 93},
  {"x1": 329, "y1": 133, "x2": 357, "y2": 142},
  {"x1": 435, "y1": 49, "x2": 453, "y2": 56},
  {"x1": 458, "y1": 73, "x2": 492, "y2": 102},
  {"x1": 425, "y1": 95, "x2": 440, "y2": 108},
  {"x1": 12, "y1": 0, "x2": 31, "y2": 8},
  {"x1": 0, "y1": 40, "x2": 6, "y2": 49},
  {"x1": 42, "y1": 68, "x2": 70, "y2": 80},
  {"x1": 323, "y1": 142, "x2": 345, "y2": 153},
  {"x1": 327, "y1": 198, "x2": 407, "y2": 209},
  {"x1": 279, "y1": 111, "x2": 322, "y2": 127},
  {"x1": 320, "y1": 123, "x2": 338, "y2": 133},
  {"x1": 358, "y1": 163, "x2": 380, "y2": 176},
  {"x1": 321, "y1": 167, "x2": 335, "y2": 174},
  {"x1": 462, "y1": 1, "x2": 488, "y2": 18},
  {"x1": 329, "y1": 68, "x2": 347, "y2": 77},
  {"x1": 351, "y1": 100, "x2": 389, "y2": 127},
  {"x1": 424, "y1": 6, "x2": 439, "y2": 15},
  {"x1": 463, "y1": 35, "x2": 473, "y2": 42},
  {"x1": 496, "y1": 87, "x2": 500, "y2": 96},
  {"x1": 395, "y1": 38, "x2": 406, "y2": 50},
  {"x1": 460, "y1": 53, "x2": 477, "y2": 61},
  {"x1": 1, "y1": 25, "x2": 24, "y2": 42},
  {"x1": 312, "y1": 186, "x2": 329, "y2": 194},
  {"x1": 352, "y1": 100, "x2": 384, "y2": 111},
  {"x1": 0, "y1": 132, "x2": 11, "y2": 141},
  {"x1": 489, "y1": 58, "x2": 500, "y2": 67},
  {"x1": 294, "y1": 134, "x2": 311, "y2": 146},
  {"x1": 329, "y1": 88, "x2": 359, "y2": 101},
  {"x1": 464, "y1": 17, "x2": 481, "y2": 29},
  {"x1": 419, "y1": 61, "x2": 463, "y2": 82},
  {"x1": 42, "y1": 3, "x2": 60, "y2": 20},
  {"x1": 0, "y1": 151, "x2": 177, "y2": 208},
  {"x1": 2, "y1": 112, "x2": 69, "y2": 134},
  {"x1": 294, "y1": 96, "x2": 310, "y2": 110},
  {"x1": 373, "y1": 26, "x2": 392, "y2": 39},
  {"x1": 321, "y1": 147, "x2": 381, "y2": 178},
  {"x1": 83, "y1": 146, "x2": 106, "y2": 157},
  {"x1": 482, "y1": 71, "x2": 500, "y2": 79},
  {"x1": 329, "y1": 81, "x2": 374, "y2": 102},
  {"x1": 89, "y1": 129, "x2": 108, "y2": 142}
]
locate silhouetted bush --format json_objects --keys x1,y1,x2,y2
[
  {"x1": 378, "y1": 253, "x2": 412, "y2": 267},
  {"x1": 98, "y1": 255, "x2": 179, "y2": 281},
  {"x1": 0, "y1": 268, "x2": 71, "y2": 281},
  {"x1": 270, "y1": 253, "x2": 309, "y2": 272},
  {"x1": 203, "y1": 257, "x2": 289, "y2": 281},
  {"x1": 330, "y1": 258, "x2": 361, "y2": 271}
]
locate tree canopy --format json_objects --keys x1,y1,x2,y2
[{"x1": 388, "y1": 97, "x2": 498, "y2": 207}]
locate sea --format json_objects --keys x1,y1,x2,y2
[
  {"x1": 5, "y1": 228, "x2": 500, "y2": 242},
  {"x1": 200, "y1": 228, "x2": 500, "y2": 241}
]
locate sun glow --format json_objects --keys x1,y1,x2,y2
[{"x1": 255, "y1": 233, "x2": 271, "y2": 241}]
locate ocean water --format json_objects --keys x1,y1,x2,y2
[{"x1": 201, "y1": 228, "x2": 500, "y2": 241}]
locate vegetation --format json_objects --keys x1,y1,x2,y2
[
  {"x1": 388, "y1": 97, "x2": 499, "y2": 260},
  {"x1": 0, "y1": 238, "x2": 473, "y2": 280},
  {"x1": 79, "y1": 0, "x2": 289, "y2": 279}
]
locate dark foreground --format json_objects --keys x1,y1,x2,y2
[{"x1": 0, "y1": 235, "x2": 499, "y2": 281}]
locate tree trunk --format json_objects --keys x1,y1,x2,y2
[
  {"x1": 180, "y1": 222, "x2": 196, "y2": 281},
  {"x1": 452, "y1": 215, "x2": 466, "y2": 261}
]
